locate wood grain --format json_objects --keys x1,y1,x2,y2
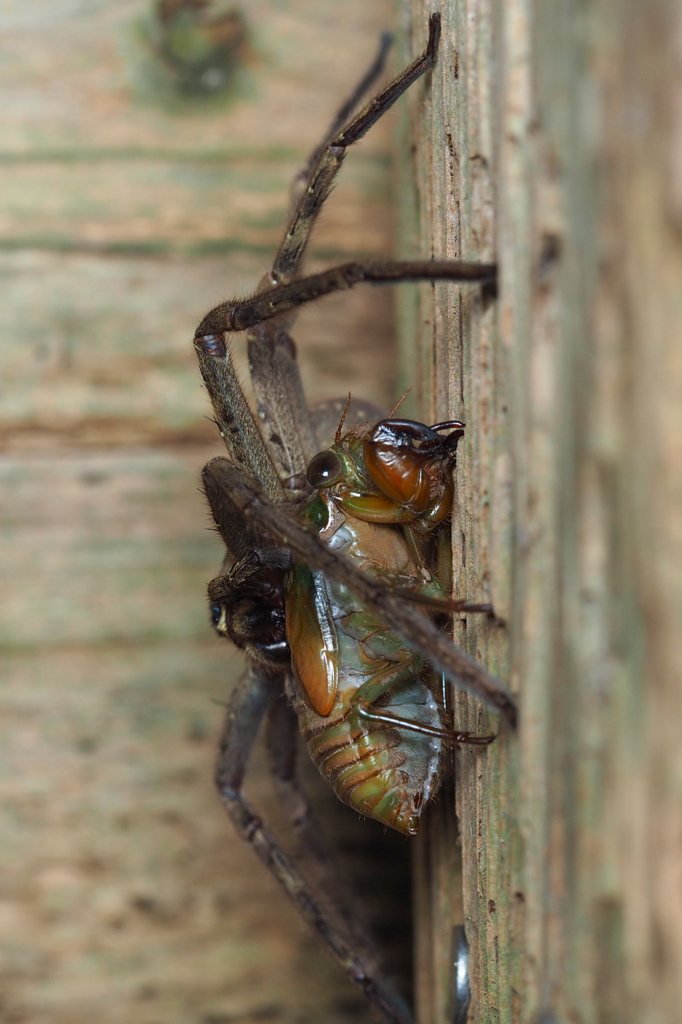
[{"x1": 402, "y1": 0, "x2": 682, "y2": 1022}]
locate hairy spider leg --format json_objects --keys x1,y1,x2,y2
[
  {"x1": 344, "y1": 638, "x2": 496, "y2": 747},
  {"x1": 216, "y1": 666, "x2": 414, "y2": 1024},
  {"x1": 194, "y1": 333, "x2": 284, "y2": 501},
  {"x1": 197, "y1": 258, "x2": 496, "y2": 339},
  {"x1": 357, "y1": 706, "x2": 496, "y2": 746},
  {"x1": 239, "y1": 259, "x2": 498, "y2": 487},
  {"x1": 191, "y1": 25, "x2": 393, "y2": 495}
]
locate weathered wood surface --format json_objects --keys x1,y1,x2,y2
[
  {"x1": 396, "y1": 5, "x2": 509, "y2": 1022},
  {"x1": 0, "y1": 2, "x2": 412, "y2": 1023},
  {"x1": 402, "y1": 0, "x2": 682, "y2": 1022}
]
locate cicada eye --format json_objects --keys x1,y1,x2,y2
[
  {"x1": 306, "y1": 450, "x2": 343, "y2": 488},
  {"x1": 210, "y1": 604, "x2": 223, "y2": 627}
]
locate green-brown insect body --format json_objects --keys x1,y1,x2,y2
[{"x1": 285, "y1": 433, "x2": 451, "y2": 836}]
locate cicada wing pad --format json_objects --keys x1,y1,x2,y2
[
  {"x1": 286, "y1": 564, "x2": 339, "y2": 715},
  {"x1": 202, "y1": 458, "x2": 518, "y2": 728}
]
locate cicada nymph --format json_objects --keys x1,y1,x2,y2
[{"x1": 287, "y1": 417, "x2": 494, "y2": 837}]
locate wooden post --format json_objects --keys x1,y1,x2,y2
[{"x1": 400, "y1": 0, "x2": 682, "y2": 1022}]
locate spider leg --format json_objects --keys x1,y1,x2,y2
[
  {"x1": 245, "y1": 321, "x2": 318, "y2": 488},
  {"x1": 196, "y1": 257, "x2": 496, "y2": 337},
  {"x1": 202, "y1": 458, "x2": 518, "y2": 727},
  {"x1": 200, "y1": 271, "x2": 495, "y2": 489},
  {"x1": 356, "y1": 705, "x2": 496, "y2": 746},
  {"x1": 195, "y1": 18, "x2": 457, "y2": 338},
  {"x1": 264, "y1": 691, "x2": 383, "y2": 963},
  {"x1": 193, "y1": 333, "x2": 284, "y2": 501},
  {"x1": 217, "y1": 665, "x2": 415, "y2": 1024}
]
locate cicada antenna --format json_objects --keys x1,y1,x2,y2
[
  {"x1": 387, "y1": 388, "x2": 412, "y2": 419},
  {"x1": 334, "y1": 393, "x2": 353, "y2": 444}
]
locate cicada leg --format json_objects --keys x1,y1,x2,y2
[
  {"x1": 347, "y1": 635, "x2": 496, "y2": 747},
  {"x1": 356, "y1": 705, "x2": 496, "y2": 747},
  {"x1": 349, "y1": 650, "x2": 423, "y2": 709},
  {"x1": 215, "y1": 665, "x2": 415, "y2": 1024}
]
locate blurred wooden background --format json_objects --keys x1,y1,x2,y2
[
  {"x1": 8, "y1": 2, "x2": 681, "y2": 1022},
  {"x1": 0, "y1": 2, "x2": 417, "y2": 1022}
]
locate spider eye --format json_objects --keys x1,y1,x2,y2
[
  {"x1": 210, "y1": 604, "x2": 222, "y2": 626},
  {"x1": 306, "y1": 450, "x2": 343, "y2": 488}
]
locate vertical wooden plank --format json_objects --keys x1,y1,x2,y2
[
  {"x1": 399, "y1": 2, "x2": 514, "y2": 1022},
  {"x1": 402, "y1": 0, "x2": 682, "y2": 1022}
]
